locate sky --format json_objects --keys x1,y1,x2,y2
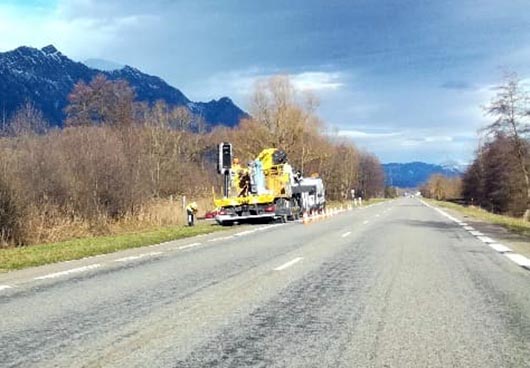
[{"x1": 1, "y1": 0, "x2": 530, "y2": 164}]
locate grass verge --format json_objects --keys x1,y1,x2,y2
[
  {"x1": 0, "y1": 222, "x2": 225, "y2": 272},
  {"x1": 426, "y1": 199, "x2": 530, "y2": 237}
]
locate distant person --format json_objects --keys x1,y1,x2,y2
[{"x1": 186, "y1": 202, "x2": 198, "y2": 226}]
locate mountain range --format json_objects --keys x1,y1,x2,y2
[
  {"x1": 383, "y1": 162, "x2": 462, "y2": 188},
  {"x1": 0, "y1": 45, "x2": 247, "y2": 128}
]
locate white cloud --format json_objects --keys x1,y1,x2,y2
[
  {"x1": 184, "y1": 68, "x2": 349, "y2": 109},
  {"x1": 425, "y1": 136, "x2": 453, "y2": 142},
  {"x1": 337, "y1": 129, "x2": 401, "y2": 140},
  {"x1": 291, "y1": 72, "x2": 344, "y2": 92},
  {"x1": 0, "y1": 1, "x2": 158, "y2": 61}
]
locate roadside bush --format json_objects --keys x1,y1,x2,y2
[{"x1": 0, "y1": 176, "x2": 27, "y2": 245}]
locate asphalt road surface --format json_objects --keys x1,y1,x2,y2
[{"x1": 1, "y1": 198, "x2": 529, "y2": 367}]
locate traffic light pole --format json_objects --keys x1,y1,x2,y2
[
  {"x1": 218, "y1": 142, "x2": 233, "y2": 199},
  {"x1": 224, "y1": 170, "x2": 230, "y2": 198}
]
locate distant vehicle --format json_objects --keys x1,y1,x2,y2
[
  {"x1": 292, "y1": 176, "x2": 326, "y2": 214},
  {"x1": 213, "y1": 144, "x2": 326, "y2": 225}
]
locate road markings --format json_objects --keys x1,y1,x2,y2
[
  {"x1": 234, "y1": 230, "x2": 256, "y2": 237},
  {"x1": 477, "y1": 236, "x2": 496, "y2": 244},
  {"x1": 505, "y1": 253, "x2": 530, "y2": 268},
  {"x1": 0, "y1": 285, "x2": 13, "y2": 291},
  {"x1": 177, "y1": 242, "x2": 202, "y2": 250},
  {"x1": 34, "y1": 264, "x2": 102, "y2": 281},
  {"x1": 274, "y1": 257, "x2": 303, "y2": 271},
  {"x1": 363, "y1": 220, "x2": 369, "y2": 225},
  {"x1": 375, "y1": 214, "x2": 380, "y2": 218},
  {"x1": 208, "y1": 235, "x2": 235, "y2": 242},
  {"x1": 113, "y1": 251, "x2": 163, "y2": 263},
  {"x1": 341, "y1": 231, "x2": 352, "y2": 238},
  {"x1": 488, "y1": 243, "x2": 512, "y2": 253},
  {"x1": 426, "y1": 200, "x2": 530, "y2": 272}
]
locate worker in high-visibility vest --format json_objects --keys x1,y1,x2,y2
[{"x1": 186, "y1": 202, "x2": 198, "y2": 226}]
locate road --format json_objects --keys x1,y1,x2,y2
[{"x1": 1, "y1": 198, "x2": 529, "y2": 367}]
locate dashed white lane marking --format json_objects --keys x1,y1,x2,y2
[
  {"x1": 363, "y1": 220, "x2": 369, "y2": 225},
  {"x1": 274, "y1": 257, "x2": 303, "y2": 271},
  {"x1": 505, "y1": 253, "x2": 530, "y2": 268},
  {"x1": 177, "y1": 242, "x2": 202, "y2": 250},
  {"x1": 0, "y1": 285, "x2": 13, "y2": 291},
  {"x1": 488, "y1": 243, "x2": 512, "y2": 253},
  {"x1": 477, "y1": 236, "x2": 496, "y2": 244},
  {"x1": 469, "y1": 230, "x2": 484, "y2": 237},
  {"x1": 463, "y1": 226, "x2": 474, "y2": 231},
  {"x1": 113, "y1": 251, "x2": 163, "y2": 263},
  {"x1": 341, "y1": 231, "x2": 352, "y2": 238},
  {"x1": 375, "y1": 214, "x2": 380, "y2": 218},
  {"x1": 34, "y1": 264, "x2": 102, "y2": 281}
]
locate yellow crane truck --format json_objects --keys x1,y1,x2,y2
[{"x1": 214, "y1": 143, "x2": 303, "y2": 226}]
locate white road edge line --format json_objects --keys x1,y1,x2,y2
[
  {"x1": 177, "y1": 242, "x2": 202, "y2": 250},
  {"x1": 0, "y1": 285, "x2": 13, "y2": 291},
  {"x1": 488, "y1": 243, "x2": 512, "y2": 253},
  {"x1": 477, "y1": 236, "x2": 496, "y2": 244},
  {"x1": 208, "y1": 235, "x2": 235, "y2": 242},
  {"x1": 274, "y1": 257, "x2": 303, "y2": 271},
  {"x1": 424, "y1": 199, "x2": 529, "y2": 271},
  {"x1": 113, "y1": 251, "x2": 163, "y2": 263},
  {"x1": 505, "y1": 253, "x2": 530, "y2": 269},
  {"x1": 341, "y1": 231, "x2": 352, "y2": 238},
  {"x1": 34, "y1": 264, "x2": 102, "y2": 281}
]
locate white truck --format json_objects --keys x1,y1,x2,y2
[{"x1": 292, "y1": 176, "x2": 326, "y2": 215}]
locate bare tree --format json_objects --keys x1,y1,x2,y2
[
  {"x1": 65, "y1": 75, "x2": 136, "y2": 128},
  {"x1": 5, "y1": 101, "x2": 48, "y2": 137},
  {"x1": 483, "y1": 73, "x2": 530, "y2": 220}
]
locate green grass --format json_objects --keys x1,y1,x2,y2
[
  {"x1": 0, "y1": 223, "x2": 225, "y2": 272},
  {"x1": 427, "y1": 199, "x2": 530, "y2": 237}
]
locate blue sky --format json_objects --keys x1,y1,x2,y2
[{"x1": 1, "y1": 0, "x2": 530, "y2": 163}]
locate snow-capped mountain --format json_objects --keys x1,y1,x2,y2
[
  {"x1": 0, "y1": 45, "x2": 247, "y2": 128},
  {"x1": 383, "y1": 162, "x2": 462, "y2": 188}
]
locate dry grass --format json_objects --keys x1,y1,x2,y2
[
  {"x1": 0, "y1": 196, "x2": 223, "y2": 271},
  {"x1": 0, "y1": 222, "x2": 224, "y2": 272},
  {"x1": 16, "y1": 197, "x2": 216, "y2": 247}
]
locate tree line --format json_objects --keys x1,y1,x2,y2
[
  {"x1": 0, "y1": 74, "x2": 384, "y2": 245},
  {"x1": 422, "y1": 73, "x2": 530, "y2": 221}
]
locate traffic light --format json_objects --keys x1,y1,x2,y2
[{"x1": 218, "y1": 142, "x2": 232, "y2": 174}]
